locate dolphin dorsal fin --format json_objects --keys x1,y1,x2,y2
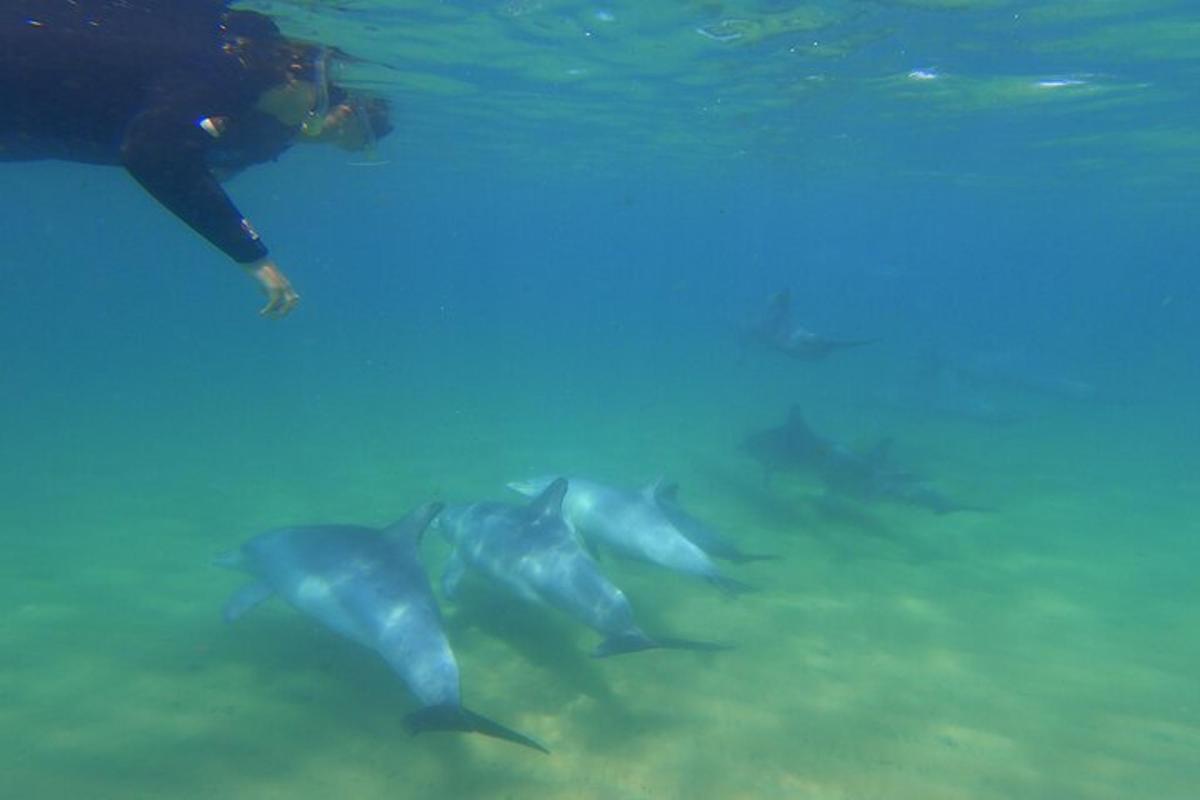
[
  {"x1": 765, "y1": 290, "x2": 793, "y2": 333},
  {"x1": 786, "y1": 405, "x2": 807, "y2": 428},
  {"x1": 528, "y1": 478, "x2": 568, "y2": 519},
  {"x1": 866, "y1": 437, "x2": 894, "y2": 465},
  {"x1": 386, "y1": 502, "x2": 445, "y2": 545},
  {"x1": 786, "y1": 406, "x2": 821, "y2": 439}
]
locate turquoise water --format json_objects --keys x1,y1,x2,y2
[{"x1": 2, "y1": 2, "x2": 1198, "y2": 798}]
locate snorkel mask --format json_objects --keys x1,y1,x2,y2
[{"x1": 280, "y1": 43, "x2": 392, "y2": 156}]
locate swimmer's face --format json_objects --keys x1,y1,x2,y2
[
  {"x1": 258, "y1": 71, "x2": 387, "y2": 152},
  {"x1": 256, "y1": 77, "x2": 319, "y2": 127}
]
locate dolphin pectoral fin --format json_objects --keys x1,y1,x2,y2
[
  {"x1": 222, "y1": 581, "x2": 274, "y2": 623},
  {"x1": 441, "y1": 553, "x2": 465, "y2": 601},
  {"x1": 405, "y1": 703, "x2": 549, "y2": 754},
  {"x1": 593, "y1": 632, "x2": 732, "y2": 657},
  {"x1": 706, "y1": 574, "x2": 758, "y2": 596}
]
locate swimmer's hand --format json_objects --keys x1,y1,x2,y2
[{"x1": 245, "y1": 258, "x2": 300, "y2": 318}]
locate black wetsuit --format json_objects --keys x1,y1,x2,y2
[{"x1": 1, "y1": 0, "x2": 303, "y2": 263}]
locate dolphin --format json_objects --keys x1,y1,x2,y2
[
  {"x1": 437, "y1": 478, "x2": 727, "y2": 657},
  {"x1": 214, "y1": 502, "x2": 548, "y2": 754},
  {"x1": 507, "y1": 476, "x2": 754, "y2": 594},
  {"x1": 742, "y1": 407, "x2": 986, "y2": 515},
  {"x1": 924, "y1": 348, "x2": 1098, "y2": 403},
  {"x1": 865, "y1": 382, "x2": 1024, "y2": 427},
  {"x1": 651, "y1": 482, "x2": 780, "y2": 564},
  {"x1": 743, "y1": 290, "x2": 874, "y2": 361}
]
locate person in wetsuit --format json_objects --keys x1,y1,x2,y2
[{"x1": 1, "y1": 0, "x2": 392, "y2": 317}]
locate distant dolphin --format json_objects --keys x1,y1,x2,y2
[
  {"x1": 925, "y1": 348, "x2": 1098, "y2": 402},
  {"x1": 743, "y1": 290, "x2": 874, "y2": 361},
  {"x1": 215, "y1": 503, "x2": 548, "y2": 753},
  {"x1": 507, "y1": 476, "x2": 754, "y2": 594},
  {"x1": 438, "y1": 478, "x2": 727, "y2": 657},
  {"x1": 863, "y1": 377, "x2": 1024, "y2": 427},
  {"x1": 742, "y1": 407, "x2": 986, "y2": 515},
  {"x1": 652, "y1": 483, "x2": 780, "y2": 564}
]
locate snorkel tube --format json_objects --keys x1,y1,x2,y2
[{"x1": 300, "y1": 47, "x2": 332, "y2": 136}]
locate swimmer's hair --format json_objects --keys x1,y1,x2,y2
[{"x1": 221, "y1": 9, "x2": 282, "y2": 41}]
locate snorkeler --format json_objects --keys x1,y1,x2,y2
[{"x1": 0, "y1": 0, "x2": 392, "y2": 317}]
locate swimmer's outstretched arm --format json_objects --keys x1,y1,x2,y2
[{"x1": 121, "y1": 104, "x2": 300, "y2": 317}]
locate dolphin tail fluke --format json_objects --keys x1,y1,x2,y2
[
  {"x1": 592, "y1": 632, "x2": 660, "y2": 658},
  {"x1": 405, "y1": 703, "x2": 549, "y2": 754},
  {"x1": 706, "y1": 574, "x2": 758, "y2": 595},
  {"x1": 592, "y1": 632, "x2": 731, "y2": 658},
  {"x1": 653, "y1": 635, "x2": 733, "y2": 654}
]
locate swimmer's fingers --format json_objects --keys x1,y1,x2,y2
[
  {"x1": 259, "y1": 287, "x2": 284, "y2": 317},
  {"x1": 259, "y1": 285, "x2": 300, "y2": 318},
  {"x1": 246, "y1": 258, "x2": 300, "y2": 318},
  {"x1": 259, "y1": 293, "x2": 282, "y2": 317}
]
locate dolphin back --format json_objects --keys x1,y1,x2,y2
[{"x1": 405, "y1": 703, "x2": 549, "y2": 754}]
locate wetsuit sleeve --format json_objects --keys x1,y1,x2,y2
[{"x1": 120, "y1": 107, "x2": 268, "y2": 264}]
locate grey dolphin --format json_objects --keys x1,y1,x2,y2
[
  {"x1": 742, "y1": 407, "x2": 987, "y2": 515},
  {"x1": 863, "y1": 378, "x2": 1024, "y2": 427},
  {"x1": 214, "y1": 502, "x2": 548, "y2": 753},
  {"x1": 925, "y1": 348, "x2": 1098, "y2": 402},
  {"x1": 437, "y1": 478, "x2": 727, "y2": 657},
  {"x1": 652, "y1": 483, "x2": 780, "y2": 564},
  {"x1": 507, "y1": 476, "x2": 754, "y2": 594},
  {"x1": 744, "y1": 290, "x2": 874, "y2": 361}
]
